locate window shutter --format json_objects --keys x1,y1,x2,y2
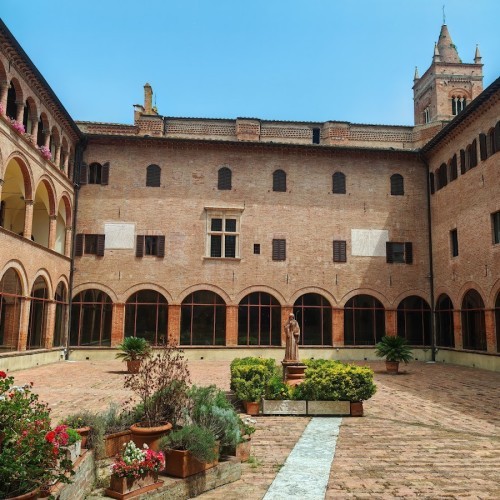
[
  {"x1": 479, "y1": 133, "x2": 487, "y2": 161},
  {"x1": 390, "y1": 174, "x2": 404, "y2": 195},
  {"x1": 136, "y1": 235, "x2": 145, "y2": 257},
  {"x1": 101, "y1": 162, "x2": 110, "y2": 185},
  {"x1": 146, "y1": 165, "x2": 161, "y2": 187},
  {"x1": 333, "y1": 240, "x2": 346, "y2": 262},
  {"x1": 386, "y1": 242, "x2": 394, "y2": 263},
  {"x1": 218, "y1": 167, "x2": 232, "y2": 190},
  {"x1": 450, "y1": 155, "x2": 458, "y2": 181},
  {"x1": 429, "y1": 173, "x2": 435, "y2": 194},
  {"x1": 333, "y1": 172, "x2": 346, "y2": 194},
  {"x1": 460, "y1": 149, "x2": 466, "y2": 174},
  {"x1": 405, "y1": 242, "x2": 413, "y2": 264},
  {"x1": 157, "y1": 236, "x2": 165, "y2": 258},
  {"x1": 96, "y1": 234, "x2": 105, "y2": 256},
  {"x1": 273, "y1": 170, "x2": 286, "y2": 192},
  {"x1": 495, "y1": 122, "x2": 500, "y2": 153},
  {"x1": 75, "y1": 234, "x2": 83, "y2": 257},
  {"x1": 79, "y1": 162, "x2": 88, "y2": 185},
  {"x1": 470, "y1": 140, "x2": 477, "y2": 168},
  {"x1": 272, "y1": 239, "x2": 286, "y2": 261}
]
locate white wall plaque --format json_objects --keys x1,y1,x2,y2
[
  {"x1": 104, "y1": 223, "x2": 135, "y2": 249},
  {"x1": 351, "y1": 229, "x2": 389, "y2": 257}
]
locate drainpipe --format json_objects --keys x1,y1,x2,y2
[
  {"x1": 421, "y1": 153, "x2": 437, "y2": 362},
  {"x1": 65, "y1": 138, "x2": 87, "y2": 360}
]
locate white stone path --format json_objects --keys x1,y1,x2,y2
[{"x1": 263, "y1": 418, "x2": 342, "y2": 500}]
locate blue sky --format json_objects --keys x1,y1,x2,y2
[{"x1": 2, "y1": 0, "x2": 499, "y2": 126}]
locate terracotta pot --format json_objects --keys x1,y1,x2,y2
[
  {"x1": 235, "y1": 437, "x2": 251, "y2": 462},
  {"x1": 130, "y1": 422, "x2": 172, "y2": 451},
  {"x1": 6, "y1": 489, "x2": 39, "y2": 500},
  {"x1": 350, "y1": 401, "x2": 364, "y2": 417},
  {"x1": 105, "y1": 472, "x2": 163, "y2": 499},
  {"x1": 162, "y1": 448, "x2": 218, "y2": 478},
  {"x1": 76, "y1": 426, "x2": 91, "y2": 449},
  {"x1": 244, "y1": 401, "x2": 260, "y2": 416},
  {"x1": 126, "y1": 359, "x2": 141, "y2": 374},
  {"x1": 386, "y1": 361, "x2": 400, "y2": 374},
  {"x1": 98, "y1": 430, "x2": 132, "y2": 459}
]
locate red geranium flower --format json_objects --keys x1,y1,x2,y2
[
  {"x1": 45, "y1": 430, "x2": 56, "y2": 443},
  {"x1": 0, "y1": 370, "x2": 6, "y2": 378}
]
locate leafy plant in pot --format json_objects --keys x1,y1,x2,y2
[
  {"x1": 115, "y1": 336, "x2": 151, "y2": 373},
  {"x1": 375, "y1": 335, "x2": 413, "y2": 374},
  {"x1": 124, "y1": 342, "x2": 190, "y2": 450}
]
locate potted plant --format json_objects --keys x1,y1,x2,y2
[
  {"x1": 125, "y1": 342, "x2": 190, "y2": 450},
  {"x1": 227, "y1": 416, "x2": 256, "y2": 462},
  {"x1": 115, "y1": 336, "x2": 151, "y2": 373},
  {"x1": 375, "y1": 335, "x2": 413, "y2": 374},
  {"x1": 159, "y1": 424, "x2": 218, "y2": 478},
  {"x1": 105, "y1": 440, "x2": 164, "y2": 499},
  {"x1": 0, "y1": 371, "x2": 74, "y2": 499}
]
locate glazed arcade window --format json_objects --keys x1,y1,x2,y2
[
  {"x1": 205, "y1": 210, "x2": 241, "y2": 259},
  {"x1": 386, "y1": 242, "x2": 413, "y2": 264},
  {"x1": 136, "y1": 235, "x2": 165, "y2": 257},
  {"x1": 492, "y1": 211, "x2": 500, "y2": 245},
  {"x1": 75, "y1": 234, "x2": 105, "y2": 256}
]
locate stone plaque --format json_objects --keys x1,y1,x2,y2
[
  {"x1": 351, "y1": 229, "x2": 388, "y2": 256},
  {"x1": 104, "y1": 223, "x2": 135, "y2": 249},
  {"x1": 307, "y1": 401, "x2": 351, "y2": 416},
  {"x1": 261, "y1": 399, "x2": 307, "y2": 415}
]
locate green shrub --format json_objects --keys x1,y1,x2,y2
[
  {"x1": 230, "y1": 357, "x2": 275, "y2": 390},
  {"x1": 293, "y1": 363, "x2": 376, "y2": 402},
  {"x1": 159, "y1": 424, "x2": 218, "y2": 463},
  {"x1": 264, "y1": 373, "x2": 291, "y2": 400},
  {"x1": 66, "y1": 427, "x2": 82, "y2": 445}
]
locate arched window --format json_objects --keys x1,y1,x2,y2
[
  {"x1": 435, "y1": 294, "x2": 455, "y2": 348},
  {"x1": 397, "y1": 296, "x2": 431, "y2": 345},
  {"x1": 293, "y1": 293, "x2": 332, "y2": 345},
  {"x1": 238, "y1": 292, "x2": 281, "y2": 346},
  {"x1": 469, "y1": 139, "x2": 478, "y2": 168},
  {"x1": 0, "y1": 268, "x2": 23, "y2": 351},
  {"x1": 125, "y1": 290, "x2": 168, "y2": 345},
  {"x1": 70, "y1": 289, "x2": 113, "y2": 346},
  {"x1": 344, "y1": 295, "x2": 385, "y2": 345},
  {"x1": 27, "y1": 277, "x2": 49, "y2": 349},
  {"x1": 53, "y1": 282, "x2": 68, "y2": 347},
  {"x1": 390, "y1": 174, "x2": 404, "y2": 196},
  {"x1": 461, "y1": 290, "x2": 486, "y2": 351},
  {"x1": 218, "y1": 167, "x2": 232, "y2": 190},
  {"x1": 332, "y1": 172, "x2": 346, "y2": 194},
  {"x1": 449, "y1": 155, "x2": 458, "y2": 181},
  {"x1": 146, "y1": 164, "x2": 161, "y2": 187},
  {"x1": 6, "y1": 81, "x2": 17, "y2": 119},
  {"x1": 437, "y1": 163, "x2": 447, "y2": 189},
  {"x1": 451, "y1": 95, "x2": 466, "y2": 115},
  {"x1": 180, "y1": 291, "x2": 225, "y2": 346},
  {"x1": 273, "y1": 170, "x2": 286, "y2": 192},
  {"x1": 495, "y1": 292, "x2": 500, "y2": 353}
]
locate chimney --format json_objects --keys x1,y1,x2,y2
[{"x1": 144, "y1": 83, "x2": 153, "y2": 114}]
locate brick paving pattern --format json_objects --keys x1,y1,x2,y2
[{"x1": 9, "y1": 360, "x2": 500, "y2": 499}]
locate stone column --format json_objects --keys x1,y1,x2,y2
[
  {"x1": 281, "y1": 306, "x2": 293, "y2": 347},
  {"x1": 110, "y1": 303, "x2": 125, "y2": 347},
  {"x1": 167, "y1": 304, "x2": 181, "y2": 344},
  {"x1": 225, "y1": 305, "x2": 238, "y2": 346},
  {"x1": 43, "y1": 129, "x2": 50, "y2": 148},
  {"x1": 48, "y1": 214, "x2": 57, "y2": 250},
  {"x1": 30, "y1": 116, "x2": 39, "y2": 144},
  {"x1": 333, "y1": 309, "x2": 344, "y2": 346},
  {"x1": 385, "y1": 309, "x2": 397, "y2": 336},
  {"x1": 54, "y1": 144, "x2": 61, "y2": 167},
  {"x1": 453, "y1": 310, "x2": 463, "y2": 350},
  {"x1": 15, "y1": 101, "x2": 24, "y2": 123},
  {"x1": 0, "y1": 80, "x2": 8, "y2": 114},
  {"x1": 484, "y1": 309, "x2": 496, "y2": 353},
  {"x1": 23, "y1": 200, "x2": 33, "y2": 239},
  {"x1": 0, "y1": 178, "x2": 4, "y2": 201},
  {"x1": 64, "y1": 226, "x2": 72, "y2": 256},
  {"x1": 17, "y1": 297, "x2": 30, "y2": 351},
  {"x1": 44, "y1": 301, "x2": 56, "y2": 349}
]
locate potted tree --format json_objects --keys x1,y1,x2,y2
[
  {"x1": 115, "y1": 336, "x2": 151, "y2": 373},
  {"x1": 375, "y1": 335, "x2": 413, "y2": 374}
]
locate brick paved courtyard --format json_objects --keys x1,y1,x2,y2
[{"x1": 9, "y1": 359, "x2": 500, "y2": 499}]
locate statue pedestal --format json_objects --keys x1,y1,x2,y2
[{"x1": 282, "y1": 361, "x2": 307, "y2": 386}]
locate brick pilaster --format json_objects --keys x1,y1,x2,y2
[
  {"x1": 167, "y1": 304, "x2": 181, "y2": 345},
  {"x1": 44, "y1": 301, "x2": 56, "y2": 348},
  {"x1": 48, "y1": 214, "x2": 57, "y2": 250},
  {"x1": 225, "y1": 305, "x2": 238, "y2": 346},
  {"x1": 17, "y1": 297, "x2": 29, "y2": 351},
  {"x1": 64, "y1": 227, "x2": 72, "y2": 257},
  {"x1": 110, "y1": 303, "x2": 125, "y2": 347},
  {"x1": 333, "y1": 309, "x2": 344, "y2": 346},
  {"x1": 453, "y1": 310, "x2": 463, "y2": 350},
  {"x1": 385, "y1": 309, "x2": 397, "y2": 336},
  {"x1": 23, "y1": 200, "x2": 33, "y2": 239},
  {"x1": 484, "y1": 309, "x2": 496, "y2": 353},
  {"x1": 0, "y1": 81, "x2": 8, "y2": 114}
]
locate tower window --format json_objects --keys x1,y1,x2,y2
[
  {"x1": 424, "y1": 107, "x2": 430, "y2": 124},
  {"x1": 452, "y1": 96, "x2": 466, "y2": 116},
  {"x1": 450, "y1": 229, "x2": 459, "y2": 257}
]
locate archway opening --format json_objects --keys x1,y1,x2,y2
[
  {"x1": 1, "y1": 158, "x2": 27, "y2": 235},
  {"x1": 397, "y1": 296, "x2": 431, "y2": 345},
  {"x1": 461, "y1": 290, "x2": 486, "y2": 351},
  {"x1": 435, "y1": 294, "x2": 455, "y2": 347},
  {"x1": 0, "y1": 268, "x2": 23, "y2": 351},
  {"x1": 32, "y1": 182, "x2": 52, "y2": 246},
  {"x1": 27, "y1": 276, "x2": 48, "y2": 349}
]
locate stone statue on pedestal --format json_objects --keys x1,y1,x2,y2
[{"x1": 284, "y1": 313, "x2": 300, "y2": 362}]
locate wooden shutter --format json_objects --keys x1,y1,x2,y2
[
  {"x1": 390, "y1": 174, "x2": 404, "y2": 195},
  {"x1": 157, "y1": 236, "x2": 165, "y2": 258},
  {"x1": 429, "y1": 172, "x2": 435, "y2": 194},
  {"x1": 136, "y1": 235, "x2": 145, "y2": 257},
  {"x1": 96, "y1": 234, "x2": 105, "y2": 257},
  {"x1": 470, "y1": 140, "x2": 477, "y2": 168},
  {"x1": 405, "y1": 242, "x2": 413, "y2": 264},
  {"x1": 146, "y1": 165, "x2": 161, "y2": 187},
  {"x1": 218, "y1": 167, "x2": 232, "y2": 190},
  {"x1": 460, "y1": 149, "x2": 466, "y2": 174},
  {"x1": 79, "y1": 162, "x2": 88, "y2": 185},
  {"x1": 495, "y1": 122, "x2": 500, "y2": 153},
  {"x1": 333, "y1": 172, "x2": 346, "y2": 194},
  {"x1": 75, "y1": 234, "x2": 84, "y2": 257},
  {"x1": 273, "y1": 170, "x2": 286, "y2": 192},
  {"x1": 101, "y1": 162, "x2": 110, "y2": 185},
  {"x1": 386, "y1": 242, "x2": 394, "y2": 263},
  {"x1": 450, "y1": 155, "x2": 458, "y2": 181},
  {"x1": 479, "y1": 133, "x2": 487, "y2": 161},
  {"x1": 333, "y1": 240, "x2": 346, "y2": 262},
  {"x1": 272, "y1": 239, "x2": 286, "y2": 261}
]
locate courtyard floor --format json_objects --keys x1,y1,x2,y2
[{"x1": 9, "y1": 359, "x2": 500, "y2": 499}]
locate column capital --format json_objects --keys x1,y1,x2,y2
[
  {"x1": 65, "y1": 226, "x2": 72, "y2": 232},
  {"x1": 0, "y1": 178, "x2": 4, "y2": 186},
  {"x1": 49, "y1": 214, "x2": 58, "y2": 221},
  {"x1": 24, "y1": 199, "x2": 34, "y2": 206}
]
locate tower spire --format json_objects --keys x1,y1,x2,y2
[
  {"x1": 437, "y1": 24, "x2": 461, "y2": 63},
  {"x1": 433, "y1": 43, "x2": 441, "y2": 63},
  {"x1": 414, "y1": 66, "x2": 420, "y2": 81},
  {"x1": 474, "y1": 44, "x2": 482, "y2": 64}
]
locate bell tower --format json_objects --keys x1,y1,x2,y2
[{"x1": 413, "y1": 24, "x2": 483, "y2": 125}]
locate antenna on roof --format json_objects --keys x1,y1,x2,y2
[{"x1": 442, "y1": 4, "x2": 446, "y2": 24}]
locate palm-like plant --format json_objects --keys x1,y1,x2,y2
[
  {"x1": 375, "y1": 335, "x2": 413, "y2": 364},
  {"x1": 115, "y1": 336, "x2": 151, "y2": 362}
]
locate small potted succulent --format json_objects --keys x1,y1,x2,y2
[
  {"x1": 115, "y1": 336, "x2": 151, "y2": 373},
  {"x1": 375, "y1": 335, "x2": 413, "y2": 374}
]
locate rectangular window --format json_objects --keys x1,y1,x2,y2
[
  {"x1": 84, "y1": 234, "x2": 98, "y2": 254},
  {"x1": 272, "y1": 239, "x2": 286, "y2": 261},
  {"x1": 333, "y1": 240, "x2": 347, "y2": 262},
  {"x1": 312, "y1": 127, "x2": 320, "y2": 144},
  {"x1": 253, "y1": 244, "x2": 260, "y2": 255},
  {"x1": 450, "y1": 229, "x2": 459, "y2": 257},
  {"x1": 136, "y1": 235, "x2": 165, "y2": 257},
  {"x1": 206, "y1": 210, "x2": 241, "y2": 259},
  {"x1": 492, "y1": 211, "x2": 500, "y2": 245},
  {"x1": 75, "y1": 234, "x2": 105, "y2": 257},
  {"x1": 386, "y1": 242, "x2": 412, "y2": 264}
]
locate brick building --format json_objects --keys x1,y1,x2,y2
[{"x1": 0, "y1": 20, "x2": 498, "y2": 371}]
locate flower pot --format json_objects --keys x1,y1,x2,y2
[
  {"x1": 105, "y1": 472, "x2": 163, "y2": 500},
  {"x1": 162, "y1": 448, "x2": 218, "y2": 478},
  {"x1": 385, "y1": 361, "x2": 400, "y2": 374},
  {"x1": 350, "y1": 401, "x2": 364, "y2": 417},
  {"x1": 244, "y1": 401, "x2": 260, "y2": 416},
  {"x1": 98, "y1": 429, "x2": 132, "y2": 459},
  {"x1": 6, "y1": 489, "x2": 39, "y2": 500},
  {"x1": 76, "y1": 426, "x2": 91, "y2": 448},
  {"x1": 126, "y1": 360, "x2": 141, "y2": 374},
  {"x1": 130, "y1": 422, "x2": 172, "y2": 451},
  {"x1": 235, "y1": 437, "x2": 251, "y2": 462}
]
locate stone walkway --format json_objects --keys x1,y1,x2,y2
[{"x1": 8, "y1": 359, "x2": 500, "y2": 499}]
